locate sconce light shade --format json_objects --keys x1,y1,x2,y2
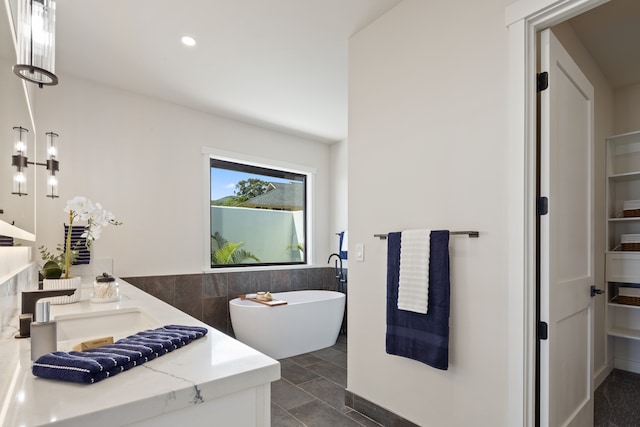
[
  {"x1": 10, "y1": 127, "x2": 61, "y2": 198},
  {"x1": 11, "y1": 126, "x2": 29, "y2": 196},
  {"x1": 13, "y1": 0, "x2": 58, "y2": 87},
  {"x1": 45, "y1": 131, "x2": 59, "y2": 198}
]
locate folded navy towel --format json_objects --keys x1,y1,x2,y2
[
  {"x1": 119, "y1": 338, "x2": 170, "y2": 355},
  {"x1": 164, "y1": 324, "x2": 208, "y2": 337},
  {"x1": 107, "y1": 343, "x2": 159, "y2": 362},
  {"x1": 386, "y1": 230, "x2": 450, "y2": 370},
  {"x1": 31, "y1": 351, "x2": 127, "y2": 384},
  {"x1": 85, "y1": 346, "x2": 148, "y2": 367},
  {"x1": 86, "y1": 344, "x2": 152, "y2": 361},
  {"x1": 32, "y1": 325, "x2": 209, "y2": 384},
  {"x1": 128, "y1": 334, "x2": 183, "y2": 351}
]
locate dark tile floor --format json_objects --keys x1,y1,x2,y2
[
  {"x1": 271, "y1": 335, "x2": 383, "y2": 427},
  {"x1": 273, "y1": 344, "x2": 640, "y2": 427},
  {"x1": 595, "y1": 369, "x2": 640, "y2": 427}
]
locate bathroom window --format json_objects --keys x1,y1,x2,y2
[{"x1": 209, "y1": 158, "x2": 307, "y2": 267}]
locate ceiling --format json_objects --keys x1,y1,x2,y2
[
  {"x1": 0, "y1": 4, "x2": 12, "y2": 63},
  {"x1": 569, "y1": 0, "x2": 640, "y2": 89},
  {"x1": 3, "y1": 1, "x2": 639, "y2": 144},
  {"x1": 3, "y1": 0, "x2": 403, "y2": 143}
]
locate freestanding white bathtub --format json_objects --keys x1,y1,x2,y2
[{"x1": 229, "y1": 290, "x2": 346, "y2": 359}]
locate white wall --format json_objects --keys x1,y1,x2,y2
[
  {"x1": 0, "y1": 57, "x2": 36, "y2": 281},
  {"x1": 330, "y1": 139, "x2": 348, "y2": 255},
  {"x1": 614, "y1": 83, "x2": 640, "y2": 135},
  {"x1": 32, "y1": 74, "x2": 332, "y2": 277},
  {"x1": 348, "y1": 1, "x2": 510, "y2": 425},
  {"x1": 347, "y1": 2, "x2": 623, "y2": 423},
  {"x1": 0, "y1": 57, "x2": 35, "y2": 234}
]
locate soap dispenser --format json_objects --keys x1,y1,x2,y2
[{"x1": 30, "y1": 300, "x2": 57, "y2": 361}]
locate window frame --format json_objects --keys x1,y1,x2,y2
[{"x1": 203, "y1": 147, "x2": 314, "y2": 271}]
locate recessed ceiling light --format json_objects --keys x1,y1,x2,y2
[{"x1": 181, "y1": 36, "x2": 196, "y2": 47}]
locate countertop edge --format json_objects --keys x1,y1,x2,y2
[{"x1": 0, "y1": 277, "x2": 280, "y2": 426}]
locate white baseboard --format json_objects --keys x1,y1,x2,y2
[
  {"x1": 614, "y1": 358, "x2": 640, "y2": 374},
  {"x1": 594, "y1": 363, "x2": 613, "y2": 389}
]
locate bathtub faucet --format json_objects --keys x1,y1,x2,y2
[{"x1": 327, "y1": 253, "x2": 346, "y2": 284}]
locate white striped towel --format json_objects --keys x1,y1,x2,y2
[{"x1": 397, "y1": 229, "x2": 431, "y2": 314}]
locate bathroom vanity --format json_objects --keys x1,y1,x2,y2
[{"x1": 0, "y1": 278, "x2": 280, "y2": 426}]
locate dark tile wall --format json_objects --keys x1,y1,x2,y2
[{"x1": 123, "y1": 267, "x2": 340, "y2": 335}]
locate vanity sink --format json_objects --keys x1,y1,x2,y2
[
  {"x1": 55, "y1": 308, "x2": 161, "y2": 349},
  {"x1": 4, "y1": 279, "x2": 279, "y2": 426}
]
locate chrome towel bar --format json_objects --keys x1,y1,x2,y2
[{"x1": 374, "y1": 231, "x2": 479, "y2": 240}]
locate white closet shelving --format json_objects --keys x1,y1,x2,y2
[{"x1": 605, "y1": 131, "x2": 640, "y2": 350}]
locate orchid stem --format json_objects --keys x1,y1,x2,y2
[{"x1": 65, "y1": 210, "x2": 73, "y2": 279}]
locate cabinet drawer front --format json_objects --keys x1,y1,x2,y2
[{"x1": 606, "y1": 252, "x2": 640, "y2": 283}]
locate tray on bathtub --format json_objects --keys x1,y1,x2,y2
[{"x1": 239, "y1": 295, "x2": 288, "y2": 306}]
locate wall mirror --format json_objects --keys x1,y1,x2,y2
[{"x1": 0, "y1": 0, "x2": 37, "y2": 238}]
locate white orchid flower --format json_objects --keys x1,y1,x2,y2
[
  {"x1": 65, "y1": 196, "x2": 93, "y2": 218},
  {"x1": 85, "y1": 226, "x2": 102, "y2": 241},
  {"x1": 57, "y1": 196, "x2": 120, "y2": 279},
  {"x1": 64, "y1": 196, "x2": 120, "y2": 244},
  {"x1": 92, "y1": 208, "x2": 111, "y2": 227}
]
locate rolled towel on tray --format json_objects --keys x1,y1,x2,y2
[{"x1": 32, "y1": 325, "x2": 208, "y2": 384}]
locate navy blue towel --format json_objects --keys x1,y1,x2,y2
[
  {"x1": 0, "y1": 235, "x2": 14, "y2": 246},
  {"x1": 32, "y1": 325, "x2": 208, "y2": 384},
  {"x1": 339, "y1": 231, "x2": 348, "y2": 260},
  {"x1": 64, "y1": 224, "x2": 91, "y2": 265},
  {"x1": 386, "y1": 230, "x2": 450, "y2": 370}
]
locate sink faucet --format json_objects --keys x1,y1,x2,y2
[{"x1": 15, "y1": 289, "x2": 77, "y2": 339}]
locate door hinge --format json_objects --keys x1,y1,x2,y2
[
  {"x1": 537, "y1": 196, "x2": 548, "y2": 216},
  {"x1": 538, "y1": 321, "x2": 548, "y2": 340},
  {"x1": 537, "y1": 72, "x2": 549, "y2": 92}
]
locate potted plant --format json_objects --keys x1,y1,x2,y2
[
  {"x1": 40, "y1": 196, "x2": 121, "y2": 304},
  {"x1": 39, "y1": 244, "x2": 77, "y2": 279}
]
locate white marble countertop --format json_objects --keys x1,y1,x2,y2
[{"x1": 0, "y1": 278, "x2": 280, "y2": 426}]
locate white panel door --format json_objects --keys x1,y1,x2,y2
[{"x1": 539, "y1": 28, "x2": 595, "y2": 427}]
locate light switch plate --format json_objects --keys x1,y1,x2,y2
[{"x1": 355, "y1": 243, "x2": 364, "y2": 261}]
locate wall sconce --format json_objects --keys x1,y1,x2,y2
[
  {"x1": 13, "y1": 0, "x2": 58, "y2": 88},
  {"x1": 11, "y1": 126, "x2": 29, "y2": 196},
  {"x1": 45, "y1": 131, "x2": 59, "y2": 198},
  {"x1": 11, "y1": 126, "x2": 60, "y2": 198}
]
